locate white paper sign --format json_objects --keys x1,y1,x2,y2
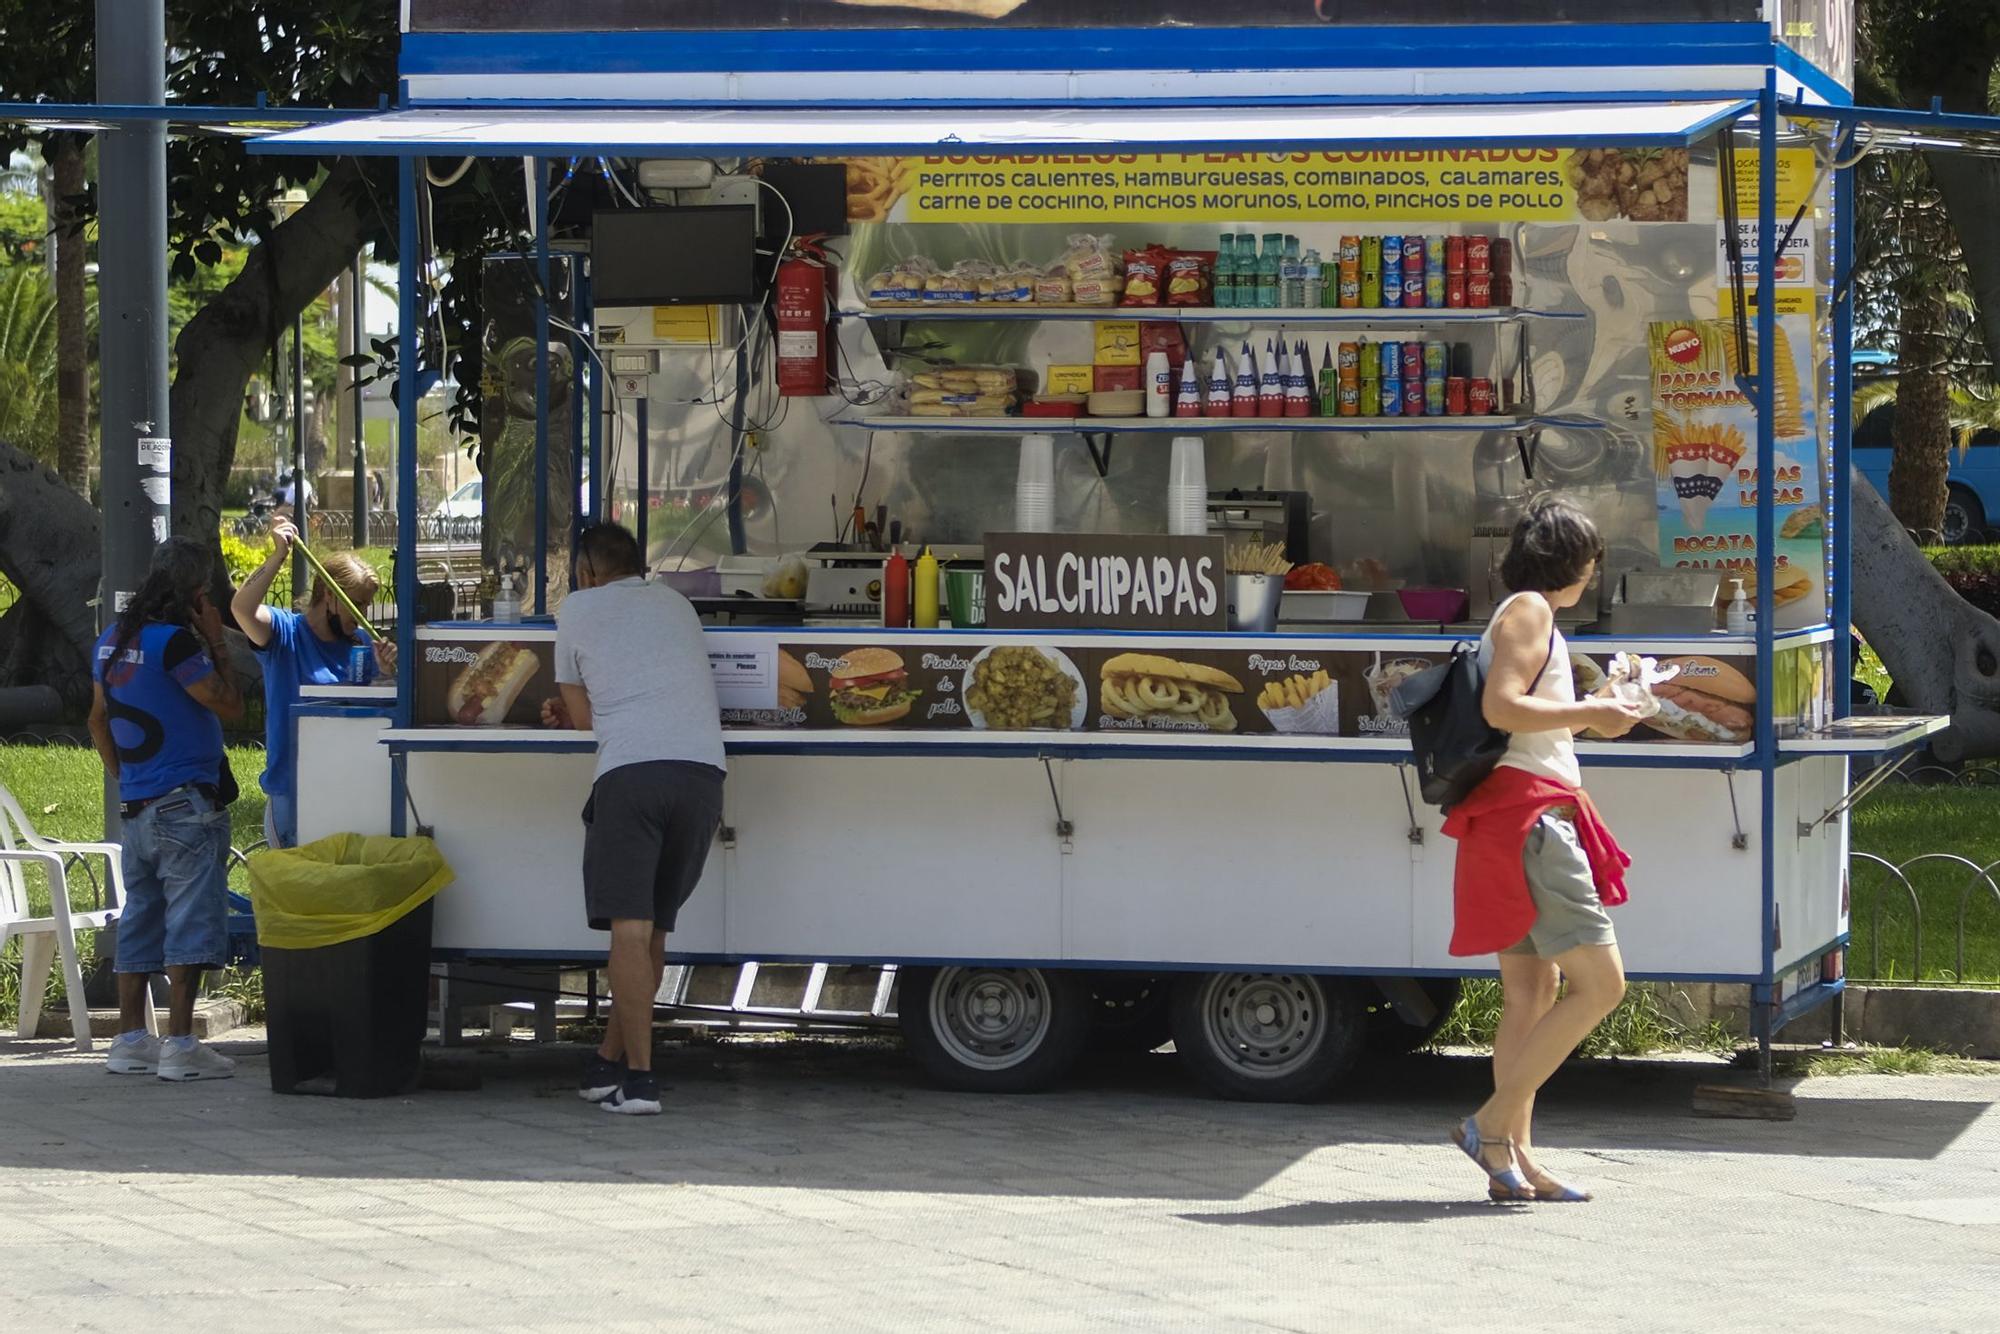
[
  {"x1": 139, "y1": 475, "x2": 172, "y2": 505},
  {"x1": 137, "y1": 436, "x2": 170, "y2": 470},
  {"x1": 708, "y1": 643, "x2": 778, "y2": 711}
]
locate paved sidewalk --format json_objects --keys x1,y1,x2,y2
[{"x1": 1, "y1": 1034, "x2": 1997, "y2": 1333}]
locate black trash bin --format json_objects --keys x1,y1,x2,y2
[{"x1": 248, "y1": 834, "x2": 452, "y2": 1098}]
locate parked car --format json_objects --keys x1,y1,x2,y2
[
  {"x1": 432, "y1": 479, "x2": 482, "y2": 521},
  {"x1": 1851, "y1": 401, "x2": 2000, "y2": 545}
]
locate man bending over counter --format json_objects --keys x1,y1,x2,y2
[{"x1": 541, "y1": 523, "x2": 726, "y2": 1116}]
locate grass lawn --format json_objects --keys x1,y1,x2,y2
[{"x1": 1850, "y1": 785, "x2": 2000, "y2": 984}]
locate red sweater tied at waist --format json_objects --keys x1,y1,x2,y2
[{"x1": 1440, "y1": 766, "x2": 1631, "y2": 957}]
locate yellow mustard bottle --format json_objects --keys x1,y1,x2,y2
[{"x1": 913, "y1": 546, "x2": 941, "y2": 628}]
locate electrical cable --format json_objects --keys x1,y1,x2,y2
[{"x1": 424, "y1": 157, "x2": 475, "y2": 189}]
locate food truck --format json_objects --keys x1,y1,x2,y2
[{"x1": 235, "y1": 0, "x2": 1986, "y2": 1099}]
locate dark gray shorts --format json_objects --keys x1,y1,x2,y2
[
  {"x1": 1501, "y1": 813, "x2": 1619, "y2": 959},
  {"x1": 582, "y1": 761, "x2": 724, "y2": 932}
]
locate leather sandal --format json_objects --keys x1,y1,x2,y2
[{"x1": 1453, "y1": 1115, "x2": 1535, "y2": 1202}]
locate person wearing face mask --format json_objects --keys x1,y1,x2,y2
[{"x1": 230, "y1": 516, "x2": 396, "y2": 848}]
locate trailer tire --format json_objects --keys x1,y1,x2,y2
[
  {"x1": 898, "y1": 966, "x2": 1089, "y2": 1093},
  {"x1": 1083, "y1": 973, "x2": 1174, "y2": 1054},
  {"x1": 1362, "y1": 977, "x2": 1463, "y2": 1057},
  {"x1": 1169, "y1": 972, "x2": 1365, "y2": 1103}
]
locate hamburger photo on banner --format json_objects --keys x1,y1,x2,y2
[
  {"x1": 1647, "y1": 656, "x2": 1755, "y2": 743},
  {"x1": 828, "y1": 648, "x2": 919, "y2": 726}
]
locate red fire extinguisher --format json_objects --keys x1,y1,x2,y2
[{"x1": 774, "y1": 235, "x2": 833, "y2": 398}]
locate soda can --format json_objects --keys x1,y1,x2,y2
[
  {"x1": 1361, "y1": 270, "x2": 1382, "y2": 308},
  {"x1": 1401, "y1": 235, "x2": 1425, "y2": 274},
  {"x1": 1402, "y1": 278, "x2": 1426, "y2": 309},
  {"x1": 1379, "y1": 342, "x2": 1402, "y2": 379},
  {"x1": 1358, "y1": 343, "x2": 1379, "y2": 380},
  {"x1": 1425, "y1": 271, "x2": 1446, "y2": 308},
  {"x1": 1445, "y1": 376, "x2": 1469, "y2": 416},
  {"x1": 1339, "y1": 235, "x2": 1361, "y2": 266},
  {"x1": 1446, "y1": 272, "x2": 1468, "y2": 308},
  {"x1": 1400, "y1": 343, "x2": 1422, "y2": 382},
  {"x1": 1339, "y1": 275, "x2": 1362, "y2": 308},
  {"x1": 1468, "y1": 378, "x2": 1496, "y2": 416},
  {"x1": 1382, "y1": 269, "x2": 1404, "y2": 308},
  {"x1": 346, "y1": 642, "x2": 373, "y2": 685},
  {"x1": 1360, "y1": 235, "x2": 1382, "y2": 275},
  {"x1": 1424, "y1": 340, "x2": 1448, "y2": 376},
  {"x1": 1359, "y1": 378, "x2": 1382, "y2": 417},
  {"x1": 1403, "y1": 377, "x2": 1426, "y2": 416},
  {"x1": 1381, "y1": 235, "x2": 1403, "y2": 273},
  {"x1": 1338, "y1": 380, "x2": 1361, "y2": 417},
  {"x1": 1321, "y1": 262, "x2": 1338, "y2": 307},
  {"x1": 1490, "y1": 239, "x2": 1512, "y2": 275},
  {"x1": 1381, "y1": 377, "x2": 1403, "y2": 416},
  {"x1": 1468, "y1": 272, "x2": 1494, "y2": 308},
  {"x1": 1424, "y1": 374, "x2": 1446, "y2": 417},
  {"x1": 1466, "y1": 234, "x2": 1492, "y2": 273},
  {"x1": 1337, "y1": 342, "x2": 1360, "y2": 375},
  {"x1": 1445, "y1": 235, "x2": 1468, "y2": 273}
]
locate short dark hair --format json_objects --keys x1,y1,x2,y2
[
  {"x1": 1500, "y1": 499, "x2": 1604, "y2": 594},
  {"x1": 575, "y1": 523, "x2": 644, "y2": 579}
]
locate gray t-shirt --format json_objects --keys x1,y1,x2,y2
[{"x1": 554, "y1": 576, "x2": 727, "y2": 781}]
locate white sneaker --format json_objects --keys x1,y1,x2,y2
[
  {"x1": 105, "y1": 1032, "x2": 161, "y2": 1076},
  {"x1": 157, "y1": 1039, "x2": 235, "y2": 1082}
]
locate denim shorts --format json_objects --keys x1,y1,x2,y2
[
  {"x1": 116, "y1": 785, "x2": 231, "y2": 974},
  {"x1": 1501, "y1": 812, "x2": 1619, "y2": 960}
]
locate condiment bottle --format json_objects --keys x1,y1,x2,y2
[
  {"x1": 883, "y1": 547, "x2": 911, "y2": 627},
  {"x1": 1726, "y1": 577, "x2": 1751, "y2": 634},
  {"x1": 913, "y1": 547, "x2": 941, "y2": 629}
]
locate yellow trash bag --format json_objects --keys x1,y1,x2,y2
[{"x1": 248, "y1": 834, "x2": 454, "y2": 950}]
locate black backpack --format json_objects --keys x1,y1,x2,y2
[{"x1": 1390, "y1": 632, "x2": 1555, "y2": 811}]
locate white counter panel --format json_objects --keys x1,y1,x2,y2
[{"x1": 295, "y1": 712, "x2": 393, "y2": 844}]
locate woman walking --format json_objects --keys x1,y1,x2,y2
[{"x1": 1443, "y1": 500, "x2": 1645, "y2": 1202}]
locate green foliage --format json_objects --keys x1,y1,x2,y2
[
  {"x1": 1432, "y1": 979, "x2": 1737, "y2": 1057},
  {"x1": 219, "y1": 528, "x2": 292, "y2": 606},
  {"x1": 0, "y1": 263, "x2": 57, "y2": 462}
]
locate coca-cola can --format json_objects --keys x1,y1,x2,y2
[
  {"x1": 1466, "y1": 234, "x2": 1492, "y2": 274},
  {"x1": 1446, "y1": 376, "x2": 1469, "y2": 415},
  {"x1": 1468, "y1": 378, "x2": 1496, "y2": 416},
  {"x1": 1468, "y1": 272, "x2": 1494, "y2": 308},
  {"x1": 1445, "y1": 235, "x2": 1468, "y2": 273},
  {"x1": 1446, "y1": 272, "x2": 1469, "y2": 308}
]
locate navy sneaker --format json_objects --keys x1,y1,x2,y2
[
  {"x1": 578, "y1": 1053, "x2": 625, "y2": 1103},
  {"x1": 600, "y1": 1069, "x2": 661, "y2": 1116}
]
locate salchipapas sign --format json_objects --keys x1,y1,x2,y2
[{"x1": 985, "y1": 533, "x2": 1226, "y2": 631}]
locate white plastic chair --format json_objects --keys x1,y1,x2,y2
[{"x1": 0, "y1": 782, "x2": 135, "y2": 1051}]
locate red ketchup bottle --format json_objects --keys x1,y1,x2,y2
[{"x1": 883, "y1": 547, "x2": 911, "y2": 627}]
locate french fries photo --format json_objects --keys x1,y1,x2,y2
[{"x1": 1257, "y1": 670, "x2": 1333, "y2": 713}]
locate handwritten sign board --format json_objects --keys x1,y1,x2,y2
[{"x1": 983, "y1": 532, "x2": 1227, "y2": 631}]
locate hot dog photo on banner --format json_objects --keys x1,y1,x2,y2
[{"x1": 417, "y1": 639, "x2": 557, "y2": 727}]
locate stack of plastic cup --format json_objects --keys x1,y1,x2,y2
[
  {"x1": 1014, "y1": 433, "x2": 1056, "y2": 532},
  {"x1": 1167, "y1": 435, "x2": 1208, "y2": 536}
]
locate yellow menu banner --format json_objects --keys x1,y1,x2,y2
[
  {"x1": 1725, "y1": 148, "x2": 1819, "y2": 219},
  {"x1": 840, "y1": 149, "x2": 1692, "y2": 225}
]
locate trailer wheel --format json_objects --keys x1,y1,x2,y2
[
  {"x1": 1363, "y1": 977, "x2": 1463, "y2": 1057},
  {"x1": 1170, "y1": 972, "x2": 1365, "y2": 1102},
  {"x1": 1083, "y1": 973, "x2": 1174, "y2": 1054},
  {"x1": 898, "y1": 966, "x2": 1089, "y2": 1093}
]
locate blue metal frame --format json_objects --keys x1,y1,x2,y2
[
  {"x1": 533, "y1": 158, "x2": 551, "y2": 615},
  {"x1": 1755, "y1": 74, "x2": 1780, "y2": 999},
  {"x1": 400, "y1": 24, "x2": 1776, "y2": 79},
  {"x1": 392, "y1": 156, "x2": 420, "y2": 839}
]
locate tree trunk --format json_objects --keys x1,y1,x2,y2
[
  {"x1": 49, "y1": 136, "x2": 89, "y2": 496},
  {"x1": 165, "y1": 159, "x2": 377, "y2": 585},
  {"x1": 0, "y1": 440, "x2": 101, "y2": 704},
  {"x1": 1888, "y1": 283, "x2": 1951, "y2": 538},
  {"x1": 1929, "y1": 153, "x2": 2000, "y2": 379}
]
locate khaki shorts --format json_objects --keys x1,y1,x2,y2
[{"x1": 1501, "y1": 812, "x2": 1618, "y2": 959}]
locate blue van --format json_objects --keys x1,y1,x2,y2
[{"x1": 1851, "y1": 399, "x2": 2000, "y2": 545}]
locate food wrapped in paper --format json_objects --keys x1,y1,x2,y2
[
  {"x1": 1258, "y1": 671, "x2": 1341, "y2": 736},
  {"x1": 1579, "y1": 651, "x2": 1679, "y2": 737}
]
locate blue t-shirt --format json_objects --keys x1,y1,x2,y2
[
  {"x1": 256, "y1": 607, "x2": 363, "y2": 798},
  {"x1": 94, "y1": 622, "x2": 225, "y2": 803}
]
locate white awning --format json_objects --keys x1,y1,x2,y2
[{"x1": 248, "y1": 98, "x2": 1752, "y2": 158}]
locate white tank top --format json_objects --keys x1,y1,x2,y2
[{"x1": 1476, "y1": 592, "x2": 1582, "y2": 788}]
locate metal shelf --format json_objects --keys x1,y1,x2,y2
[
  {"x1": 834, "y1": 414, "x2": 1608, "y2": 436},
  {"x1": 844, "y1": 305, "x2": 1578, "y2": 325}
]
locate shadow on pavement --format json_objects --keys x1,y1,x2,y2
[
  {"x1": 1182, "y1": 1199, "x2": 1533, "y2": 1227},
  {"x1": 0, "y1": 1034, "x2": 1988, "y2": 1195}
]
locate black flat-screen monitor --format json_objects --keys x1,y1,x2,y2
[{"x1": 591, "y1": 206, "x2": 757, "y2": 306}]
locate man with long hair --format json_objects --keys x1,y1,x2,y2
[{"x1": 88, "y1": 538, "x2": 245, "y2": 1082}]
